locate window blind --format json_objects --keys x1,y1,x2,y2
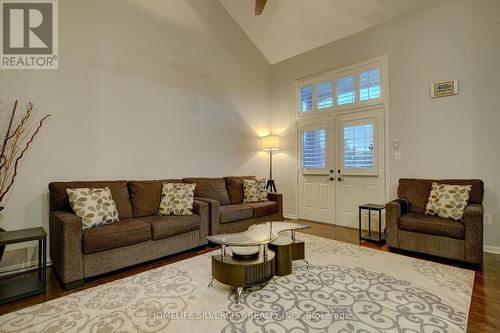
[
  {"x1": 343, "y1": 124, "x2": 374, "y2": 168},
  {"x1": 302, "y1": 129, "x2": 326, "y2": 169},
  {"x1": 337, "y1": 75, "x2": 355, "y2": 105},
  {"x1": 360, "y1": 68, "x2": 380, "y2": 101},
  {"x1": 299, "y1": 85, "x2": 313, "y2": 112},
  {"x1": 316, "y1": 80, "x2": 333, "y2": 109}
]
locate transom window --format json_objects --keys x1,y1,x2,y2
[
  {"x1": 296, "y1": 60, "x2": 383, "y2": 116},
  {"x1": 316, "y1": 81, "x2": 333, "y2": 109},
  {"x1": 299, "y1": 85, "x2": 313, "y2": 112},
  {"x1": 360, "y1": 68, "x2": 380, "y2": 101},
  {"x1": 337, "y1": 75, "x2": 355, "y2": 105}
]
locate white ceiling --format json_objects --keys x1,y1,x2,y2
[{"x1": 219, "y1": 0, "x2": 434, "y2": 64}]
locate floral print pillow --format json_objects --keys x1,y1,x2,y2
[
  {"x1": 425, "y1": 182, "x2": 472, "y2": 221},
  {"x1": 66, "y1": 187, "x2": 120, "y2": 230},
  {"x1": 243, "y1": 178, "x2": 268, "y2": 203},
  {"x1": 158, "y1": 183, "x2": 196, "y2": 216}
]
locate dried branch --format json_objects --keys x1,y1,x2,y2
[
  {"x1": 0, "y1": 101, "x2": 51, "y2": 205},
  {"x1": 0, "y1": 114, "x2": 51, "y2": 203},
  {"x1": 5, "y1": 103, "x2": 34, "y2": 142},
  {"x1": 0, "y1": 100, "x2": 18, "y2": 169}
]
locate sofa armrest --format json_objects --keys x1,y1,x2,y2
[
  {"x1": 194, "y1": 197, "x2": 220, "y2": 235},
  {"x1": 193, "y1": 200, "x2": 209, "y2": 244},
  {"x1": 463, "y1": 204, "x2": 483, "y2": 265},
  {"x1": 385, "y1": 199, "x2": 408, "y2": 248},
  {"x1": 49, "y1": 211, "x2": 84, "y2": 284},
  {"x1": 267, "y1": 192, "x2": 284, "y2": 220}
]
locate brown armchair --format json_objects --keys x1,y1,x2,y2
[{"x1": 386, "y1": 178, "x2": 484, "y2": 266}]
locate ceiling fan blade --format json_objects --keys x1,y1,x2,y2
[{"x1": 255, "y1": 0, "x2": 267, "y2": 15}]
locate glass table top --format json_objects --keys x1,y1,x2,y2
[{"x1": 206, "y1": 221, "x2": 310, "y2": 246}]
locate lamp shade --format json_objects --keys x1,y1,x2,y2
[{"x1": 261, "y1": 135, "x2": 280, "y2": 151}]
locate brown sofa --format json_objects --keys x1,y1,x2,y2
[
  {"x1": 183, "y1": 176, "x2": 284, "y2": 235},
  {"x1": 386, "y1": 178, "x2": 484, "y2": 265},
  {"x1": 49, "y1": 180, "x2": 209, "y2": 289}
]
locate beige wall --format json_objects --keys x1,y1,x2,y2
[
  {"x1": 0, "y1": 0, "x2": 271, "y2": 272},
  {"x1": 270, "y1": 0, "x2": 500, "y2": 247}
]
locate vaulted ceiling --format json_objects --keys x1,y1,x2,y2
[{"x1": 219, "y1": 0, "x2": 434, "y2": 64}]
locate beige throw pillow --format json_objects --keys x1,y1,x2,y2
[
  {"x1": 66, "y1": 187, "x2": 119, "y2": 230},
  {"x1": 158, "y1": 183, "x2": 196, "y2": 216},
  {"x1": 243, "y1": 178, "x2": 268, "y2": 203},
  {"x1": 425, "y1": 182, "x2": 472, "y2": 221}
]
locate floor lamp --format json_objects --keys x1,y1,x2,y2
[{"x1": 261, "y1": 135, "x2": 280, "y2": 192}]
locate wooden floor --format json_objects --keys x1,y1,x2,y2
[{"x1": 1, "y1": 220, "x2": 499, "y2": 332}]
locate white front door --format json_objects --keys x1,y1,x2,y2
[
  {"x1": 335, "y1": 110, "x2": 386, "y2": 228},
  {"x1": 297, "y1": 110, "x2": 385, "y2": 227},
  {"x1": 297, "y1": 119, "x2": 335, "y2": 223}
]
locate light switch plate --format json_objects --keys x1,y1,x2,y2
[
  {"x1": 393, "y1": 138, "x2": 399, "y2": 150},
  {"x1": 394, "y1": 151, "x2": 401, "y2": 160},
  {"x1": 484, "y1": 214, "x2": 492, "y2": 225}
]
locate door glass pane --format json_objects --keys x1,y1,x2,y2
[
  {"x1": 360, "y1": 68, "x2": 380, "y2": 101},
  {"x1": 303, "y1": 129, "x2": 326, "y2": 169},
  {"x1": 337, "y1": 75, "x2": 355, "y2": 105},
  {"x1": 316, "y1": 80, "x2": 333, "y2": 109},
  {"x1": 343, "y1": 124, "x2": 374, "y2": 168},
  {"x1": 299, "y1": 85, "x2": 313, "y2": 112}
]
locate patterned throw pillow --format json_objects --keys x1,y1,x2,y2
[
  {"x1": 425, "y1": 182, "x2": 472, "y2": 221},
  {"x1": 66, "y1": 187, "x2": 120, "y2": 230},
  {"x1": 158, "y1": 183, "x2": 196, "y2": 216},
  {"x1": 243, "y1": 178, "x2": 268, "y2": 203}
]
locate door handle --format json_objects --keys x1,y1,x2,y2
[
  {"x1": 329, "y1": 177, "x2": 335, "y2": 181},
  {"x1": 337, "y1": 176, "x2": 343, "y2": 182}
]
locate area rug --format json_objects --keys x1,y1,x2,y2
[{"x1": 0, "y1": 233, "x2": 474, "y2": 333}]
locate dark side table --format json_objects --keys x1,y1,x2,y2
[
  {"x1": 0, "y1": 227, "x2": 47, "y2": 304},
  {"x1": 359, "y1": 204, "x2": 386, "y2": 243}
]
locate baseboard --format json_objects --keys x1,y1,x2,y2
[
  {"x1": 284, "y1": 213, "x2": 298, "y2": 220},
  {"x1": 483, "y1": 245, "x2": 500, "y2": 254},
  {"x1": 0, "y1": 260, "x2": 52, "y2": 277}
]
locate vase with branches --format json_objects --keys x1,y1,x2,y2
[{"x1": 0, "y1": 100, "x2": 51, "y2": 261}]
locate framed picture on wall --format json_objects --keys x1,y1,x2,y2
[{"x1": 431, "y1": 79, "x2": 458, "y2": 98}]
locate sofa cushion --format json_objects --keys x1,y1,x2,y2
[
  {"x1": 224, "y1": 176, "x2": 256, "y2": 204},
  {"x1": 128, "y1": 179, "x2": 181, "y2": 217},
  {"x1": 67, "y1": 187, "x2": 119, "y2": 230},
  {"x1": 399, "y1": 212, "x2": 465, "y2": 239},
  {"x1": 82, "y1": 218, "x2": 151, "y2": 254},
  {"x1": 245, "y1": 201, "x2": 279, "y2": 218},
  {"x1": 140, "y1": 215, "x2": 200, "y2": 240},
  {"x1": 183, "y1": 178, "x2": 230, "y2": 205},
  {"x1": 49, "y1": 181, "x2": 134, "y2": 219},
  {"x1": 398, "y1": 179, "x2": 484, "y2": 214},
  {"x1": 220, "y1": 204, "x2": 253, "y2": 224}
]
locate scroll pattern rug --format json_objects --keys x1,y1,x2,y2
[{"x1": 0, "y1": 233, "x2": 474, "y2": 333}]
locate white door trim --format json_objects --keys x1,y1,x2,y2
[{"x1": 295, "y1": 54, "x2": 390, "y2": 223}]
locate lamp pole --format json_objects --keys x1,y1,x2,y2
[
  {"x1": 266, "y1": 149, "x2": 277, "y2": 192},
  {"x1": 262, "y1": 135, "x2": 279, "y2": 192},
  {"x1": 269, "y1": 149, "x2": 272, "y2": 180}
]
